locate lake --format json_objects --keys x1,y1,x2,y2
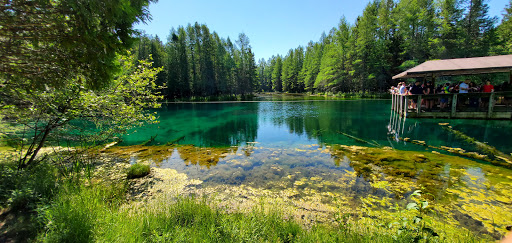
[{"x1": 115, "y1": 99, "x2": 512, "y2": 238}]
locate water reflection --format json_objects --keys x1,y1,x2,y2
[
  {"x1": 121, "y1": 101, "x2": 512, "y2": 156},
  {"x1": 114, "y1": 100, "x2": 512, "y2": 237},
  {"x1": 120, "y1": 102, "x2": 260, "y2": 147}
]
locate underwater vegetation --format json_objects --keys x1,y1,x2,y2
[
  {"x1": 390, "y1": 122, "x2": 512, "y2": 169},
  {"x1": 105, "y1": 142, "x2": 512, "y2": 240},
  {"x1": 126, "y1": 163, "x2": 150, "y2": 179},
  {"x1": 440, "y1": 124, "x2": 512, "y2": 166}
]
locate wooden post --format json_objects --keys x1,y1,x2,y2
[
  {"x1": 451, "y1": 94, "x2": 457, "y2": 117},
  {"x1": 392, "y1": 94, "x2": 395, "y2": 111},
  {"x1": 416, "y1": 95, "x2": 422, "y2": 115},
  {"x1": 404, "y1": 96, "x2": 408, "y2": 118},
  {"x1": 397, "y1": 95, "x2": 403, "y2": 116},
  {"x1": 397, "y1": 94, "x2": 400, "y2": 113},
  {"x1": 487, "y1": 93, "x2": 495, "y2": 119}
]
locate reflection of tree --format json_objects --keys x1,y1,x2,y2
[
  {"x1": 266, "y1": 101, "x2": 390, "y2": 145},
  {"x1": 120, "y1": 103, "x2": 260, "y2": 147},
  {"x1": 185, "y1": 107, "x2": 259, "y2": 147}
]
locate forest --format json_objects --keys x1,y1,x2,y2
[
  {"x1": 136, "y1": 0, "x2": 512, "y2": 99},
  {"x1": 2, "y1": 0, "x2": 512, "y2": 242}
]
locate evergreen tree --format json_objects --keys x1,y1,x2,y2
[
  {"x1": 497, "y1": 0, "x2": 512, "y2": 53},
  {"x1": 437, "y1": 0, "x2": 464, "y2": 58},
  {"x1": 395, "y1": 0, "x2": 438, "y2": 62},
  {"x1": 352, "y1": 1, "x2": 380, "y2": 92},
  {"x1": 281, "y1": 49, "x2": 294, "y2": 92},
  {"x1": 272, "y1": 56, "x2": 283, "y2": 92},
  {"x1": 300, "y1": 42, "x2": 323, "y2": 92},
  {"x1": 460, "y1": 0, "x2": 497, "y2": 57},
  {"x1": 315, "y1": 43, "x2": 342, "y2": 92}
]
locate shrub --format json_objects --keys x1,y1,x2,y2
[{"x1": 126, "y1": 164, "x2": 150, "y2": 179}]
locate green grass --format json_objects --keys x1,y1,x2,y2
[
  {"x1": 41, "y1": 184, "x2": 399, "y2": 243},
  {"x1": 126, "y1": 163, "x2": 150, "y2": 179},
  {"x1": 38, "y1": 182, "x2": 488, "y2": 243}
]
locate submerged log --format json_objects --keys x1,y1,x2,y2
[
  {"x1": 440, "y1": 125, "x2": 512, "y2": 166},
  {"x1": 166, "y1": 136, "x2": 186, "y2": 146},
  {"x1": 338, "y1": 131, "x2": 381, "y2": 147}
]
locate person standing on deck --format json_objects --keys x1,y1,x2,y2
[
  {"x1": 399, "y1": 82, "x2": 407, "y2": 95},
  {"x1": 481, "y1": 80, "x2": 494, "y2": 110},
  {"x1": 482, "y1": 80, "x2": 494, "y2": 93},
  {"x1": 458, "y1": 79, "x2": 470, "y2": 109},
  {"x1": 439, "y1": 83, "x2": 450, "y2": 111},
  {"x1": 423, "y1": 81, "x2": 435, "y2": 111},
  {"x1": 408, "y1": 80, "x2": 423, "y2": 110},
  {"x1": 502, "y1": 80, "x2": 512, "y2": 107},
  {"x1": 459, "y1": 79, "x2": 470, "y2": 93}
]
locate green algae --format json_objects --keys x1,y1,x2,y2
[
  {"x1": 101, "y1": 143, "x2": 512, "y2": 240},
  {"x1": 104, "y1": 145, "x2": 238, "y2": 168},
  {"x1": 440, "y1": 124, "x2": 512, "y2": 167}
]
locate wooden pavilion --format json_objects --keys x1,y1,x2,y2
[{"x1": 391, "y1": 55, "x2": 512, "y2": 119}]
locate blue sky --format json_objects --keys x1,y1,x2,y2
[{"x1": 135, "y1": 0, "x2": 510, "y2": 61}]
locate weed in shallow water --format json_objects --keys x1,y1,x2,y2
[{"x1": 126, "y1": 163, "x2": 150, "y2": 179}]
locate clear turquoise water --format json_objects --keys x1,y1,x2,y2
[
  {"x1": 121, "y1": 100, "x2": 512, "y2": 155},
  {"x1": 120, "y1": 100, "x2": 512, "y2": 236}
]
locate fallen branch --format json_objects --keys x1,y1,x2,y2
[
  {"x1": 440, "y1": 125, "x2": 512, "y2": 166},
  {"x1": 338, "y1": 131, "x2": 381, "y2": 147}
]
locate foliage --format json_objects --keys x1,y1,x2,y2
[
  {"x1": 134, "y1": 23, "x2": 258, "y2": 99},
  {"x1": 498, "y1": 0, "x2": 512, "y2": 52},
  {"x1": 0, "y1": 0, "x2": 160, "y2": 169},
  {"x1": 40, "y1": 182, "x2": 129, "y2": 243},
  {"x1": 389, "y1": 190, "x2": 439, "y2": 242},
  {"x1": 126, "y1": 163, "x2": 150, "y2": 179},
  {"x1": 254, "y1": 0, "x2": 510, "y2": 95},
  {"x1": 0, "y1": 154, "x2": 59, "y2": 211},
  {"x1": 1, "y1": 55, "x2": 162, "y2": 169},
  {"x1": 0, "y1": 0, "x2": 155, "y2": 90}
]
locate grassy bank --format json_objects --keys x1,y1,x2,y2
[
  {"x1": 161, "y1": 92, "x2": 391, "y2": 103},
  {"x1": 166, "y1": 94, "x2": 256, "y2": 102},
  {"x1": 254, "y1": 92, "x2": 391, "y2": 101}
]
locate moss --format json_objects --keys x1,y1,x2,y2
[
  {"x1": 127, "y1": 164, "x2": 150, "y2": 179},
  {"x1": 100, "y1": 143, "x2": 512, "y2": 240}
]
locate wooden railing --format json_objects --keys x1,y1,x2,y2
[{"x1": 391, "y1": 91, "x2": 512, "y2": 119}]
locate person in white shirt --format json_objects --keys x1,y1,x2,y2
[
  {"x1": 459, "y1": 79, "x2": 470, "y2": 93},
  {"x1": 399, "y1": 82, "x2": 407, "y2": 95},
  {"x1": 458, "y1": 79, "x2": 470, "y2": 109}
]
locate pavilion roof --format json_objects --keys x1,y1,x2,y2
[{"x1": 392, "y1": 55, "x2": 512, "y2": 79}]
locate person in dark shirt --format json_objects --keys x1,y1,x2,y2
[
  {"x1": 408, "y1": 81, "x2": 423, "y2": 110},
  {"x1": 423, "y1": 81, "x2": 435, "y2": 111},
  {"x1": 409, "y1": 81, "x2": 424, "y2": 95},
  {"x1": 502, "y1": 81, "x2": 512, "y2": 107}
]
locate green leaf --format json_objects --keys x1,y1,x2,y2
[
  {"x1": 411, "y1": 190, "x2": 422, "y2": 197},
  {"x1": 421, "y1": 201, "x2": 429, "y2": 209},
  {"x1": 406, "y1": 202, "x2": 418, "y2": 210},
  {"x1": 413, "y1": 216, "x2": 422, "y2": 224}
]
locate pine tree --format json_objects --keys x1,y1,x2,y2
[
  {"x1": 460, "y1": 0, "x2": 497, "y2": 57},
  {"x1": 497, "y1": 0, "x2": 512, "y2": 53},
  {"x1": 271, "y1": 56, "x2": 283, "y2": 92},
  {"x1": 437, "y1": 0, "x2": 464, "y2": 58},
  {"x1": 300, "y1": 42, "x2": 323, "y2": 92}
]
